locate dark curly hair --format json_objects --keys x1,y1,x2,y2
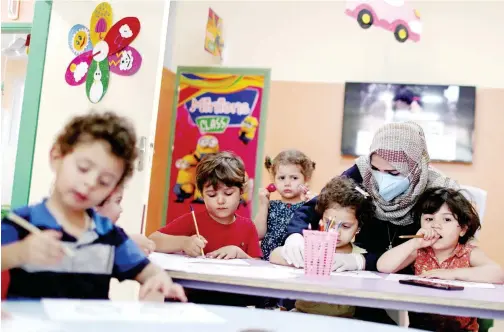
[
  {"x1": 315, "y1": 176, "x2": 375, "y2": 227},
  {"x1": 412, "y1": 187, "x2": 481, "y2": 244},
  {"x1": 196, "y1": 151, "x2": 246, "y2": 192},
  {"x1": 54, "y1": 111, "x2": 138, "y2": 186},
  {"x1": 264, "y1": 149, "x2": 316, "y2": 180}
]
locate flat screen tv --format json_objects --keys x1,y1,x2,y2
[{"x1": 341, "y1": 82, "x2": 476, "y2": 163}]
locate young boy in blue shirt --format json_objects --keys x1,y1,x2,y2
[{"x1": 1, "y1": 112, "x2": 186, "y2": 301}]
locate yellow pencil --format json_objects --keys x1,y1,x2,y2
[
  {"x1": 399, "y1": 235, "x2": 424, "y2": 239},
  {"x1": 189, "y1": 205, "x2": 205, "y2": 257},
  {"x1": 7, "y1": 213, "x2": 75, "y2": 257}
]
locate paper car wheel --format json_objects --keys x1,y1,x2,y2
[
  {"x1": 357, "y1": 9, "x2": 373, "y2": 29},
  {"x1": 394, "y1": 24, "x2": 409, "y2": 42}
]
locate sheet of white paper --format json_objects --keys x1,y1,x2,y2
[
  {"x1": 272, "y1": 264, "x2": 382, "y2": 279},
  {"x1": 149, "y1": 252, "x2": 250, "y2": 269},
  {"x1": 42, "y1": 300, "x2": 226, "y2": 323},
  {"x1": 2, "y1": 314, "x2": 64, "y2": 332},
  {"x1": 181, "y1": 263, "x2": 297, "y2": 279},
  {"x1": 386, "y1": 273, "x2": 495, "y2": 289},
  {"x1": 331, "y1": 270, "x2": 382, "y2": 279},
  {"x1": 149, "y1": 253, "x2": 296, "y2": 279},
  {"x1": 190, "y1": 257, "x2": 250, "y2": 265}
]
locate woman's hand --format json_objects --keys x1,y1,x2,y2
[
  {"x1": 301, "y1": 190, "x2": 317, "y2": 202},
  {"x1": 332, "y1": 253, "x2": 365, "y2": 272}
]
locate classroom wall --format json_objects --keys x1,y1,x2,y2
[
  {"x1": 171, "y1": 1, "x2": 504, "y2": 87},
  {"x1": 149, "y1": 1, "x2": 504, "y2": 265}
]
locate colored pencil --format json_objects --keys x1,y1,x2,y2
[
  {"x1": 189, "y1": 205, "x2": 205, "y2": 257},
  {"x1": 399, "y1": 234, "x2": 424, "y2": 239}
]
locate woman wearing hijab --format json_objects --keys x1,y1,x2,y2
[
  {"x1": 283, "y1": 121, "x2": 458, "y2": 270},
  {"x1": 281, "y1": 122, "x2": 459, "y2": 323}
]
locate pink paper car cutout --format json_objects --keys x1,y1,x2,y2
[{"x1": 345, "y1": 0, "x2": 422, "y2": 43}]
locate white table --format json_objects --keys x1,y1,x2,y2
[
  {"x1": 2, "y1": 300, "x2": 420, "y2": 332},
  {"x1": 151, "y1": 254, "x2": 504, "y2": 320}
]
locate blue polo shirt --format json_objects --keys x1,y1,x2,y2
[{"x1": 1, "y1": 200, "x2": 150, "y2": 300}]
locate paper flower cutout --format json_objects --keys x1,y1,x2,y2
[{"x1": 64, "y1": 2, "x2": 143, "y2": 103}]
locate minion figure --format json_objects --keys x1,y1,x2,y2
[
  {"x1": 238, "y1": 116, "x2": 259, "y2": 145},
  {"x1": 173, "y1": 154, "x2": 197, "y2": 202},
  {"x1": 240, "y1": 173, "x2": 253, "y2": 207},
  {"x1": 194, "y1": 135, "x2": 220, "y2": 161},
  {"x1": 192, "y1": 135, "x2": 220, "y2": 203}
]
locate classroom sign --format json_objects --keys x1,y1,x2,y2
[{"x1": 165, "y1": 68, "x2": 271, "y2": 224}]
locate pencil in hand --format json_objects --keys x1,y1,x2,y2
[
  {"x1": 189, "y1": 205, "x2": 205, "y2": 257},
  {"x1": 7, "y1": 213, "x2": 75, "y2": 257},
  {"x1": 399, "y1": 234, "x2": 424, "y2": 239}
]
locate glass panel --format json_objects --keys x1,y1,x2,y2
[{"x1": 1, "y1": 32, "x2": 29, "y2": 208}]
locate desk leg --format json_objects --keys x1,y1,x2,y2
[
  {"x1": 398, "y1": 310, "x2": 409, "y2": 327},
  {"x1": 386, "y1": 309, "x2": 409, "y2": 327}
]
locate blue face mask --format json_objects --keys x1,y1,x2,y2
[{"x1": 372, "y1": 170, "x2": 410, "y2": 202}]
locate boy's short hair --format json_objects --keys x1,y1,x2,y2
[
  {"x1": 196, "y1": 151, "x2": 246, "y2": 192},
  {"x1": 412, "y1": 187, "x2": 481, "y2": 244},
  {"x1": 54, "y1": 111, "x2": 137, "y2": 186},
  {"x1": 315, "y1": 176, "x2": 375, "y2": 227}
]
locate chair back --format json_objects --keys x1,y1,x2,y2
[{"x1": 460, "y1": 185, "x2": 487, "y2": 238}]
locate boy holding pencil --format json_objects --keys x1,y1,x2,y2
[
  {"x1": 1, "y1": 112, "x2": 186, "y2": 301},
  {"x1": 150, "y1": 151, "x2": 262, "y2": 259},
  {"x1": 150, "y1": 151, "x2": 262, "y2": 306}
]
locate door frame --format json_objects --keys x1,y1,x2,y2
[{"x1": 2, "y1": 1, "x2": 53, "y2": 208}]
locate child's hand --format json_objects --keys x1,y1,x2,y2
[
  {"x1": 130, "y1": 234, "x2": 156, "y2": 255},
  {"x1": 258, "y1": 188, "x2": 270, "y2": 206},
  {"x1": 182, "y1": 235, "x2": 207, "y2": 257},
  {"x1": 139, "y1": 271, "x2": 187, "y2": 302},
  {"x1": 206, "y1": 245, "x2": 243, "y2": 259},
  {"x1": 413, "y1": 228, "x2": 440, "y2": 249},
  {"x1": 420, "y1": 269, "x2": 457, "y2": 281},
  {"x1": 21, "y1": 230, "x2": 65, "y2": 265}
]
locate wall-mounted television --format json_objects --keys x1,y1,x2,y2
[{"x1": 341, "y1": 82, "x2": 476, "y2": 163}]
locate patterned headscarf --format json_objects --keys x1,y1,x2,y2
[{"x1": 356, "y1": 122, "x2": 459, "y2": 226}]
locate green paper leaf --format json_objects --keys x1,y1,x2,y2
[{"x1": 86, "y1": 59, "x2": 110, "y2": 103}]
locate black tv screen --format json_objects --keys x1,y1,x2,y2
[{"x1": 341, "y1": 82, "x2": 476, "y2": 163}]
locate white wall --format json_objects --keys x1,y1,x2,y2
[
  {"x1": 170, "y1": 0, "x2": 504, "y2": 87},
  {"x1": 163, "y1": 0, "x2": 178, "y2": 71},
  {"x1": 168, "y1": 0, "x2": 222, "y2": 69}
]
